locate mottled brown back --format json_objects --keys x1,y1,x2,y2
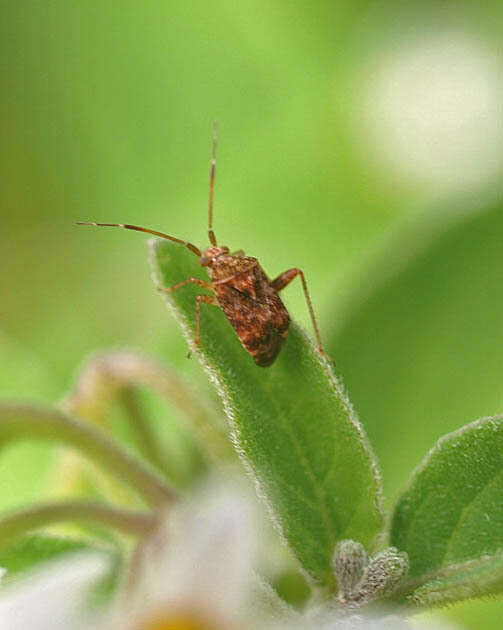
[{"x1": 209, "y1": 256, "x2": 290, "y2": 366}]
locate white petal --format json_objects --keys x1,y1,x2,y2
[
  {"x1": 306, "y1": 610, "x2": 459, "y2": 630},
  {"x1": 123, "y1": 481, "x2": 258, "y2": 624},
  {"x1": 0, "y1": 552, "x2": 109, "y2": 630}
]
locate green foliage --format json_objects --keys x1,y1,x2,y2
[
  {"x1": 0, "y1": 534, "x2": 98, "y2": 583},
  {"x1": 391, "y1": 416, "x2": 503, "y2": 606},
  {"x1": 0, "y1": 404, "x2": 175, "y2": 507},
  {"x1": 329, "y1": 199, "x2": 503, "y2": 499},
  {"x1": 3, "y1": 2, "x2": 503, "y2": 627},
  {"x1": 407, "y1": 554, "x2": 503, "y2": 607},
  {"x1": 151, "y1": 239, "x2": 383, "y2": 590},
  {"x1": 0, "y1": 534, "x2": 122, "y2": 604}
]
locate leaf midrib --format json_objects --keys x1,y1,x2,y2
[{"x1": 263, "y1": 380, "x2": 337, "y2": 551}]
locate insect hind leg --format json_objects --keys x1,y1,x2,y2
[{"x1": 270, "y1": 268, "x2": 332, "y2": 362}]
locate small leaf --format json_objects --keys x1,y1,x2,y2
[
  {"x1": 391, "y1": 415, "x2": 503, "y2": 604},
  {"x1": 0, "y1": 534, "x2": 101, "y2": 583},
  {"x1": 151, "y1": 240, "x2": 383, "y2": 589},
  {"x1": 404, "y1": 553, "x2": 503, "y2": 607},
  {"x1": 0, "y1": 534, "x2": 122, "y2": 603}
]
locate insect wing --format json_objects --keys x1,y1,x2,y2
[{"x1": 212, "y1": 259, "x2": 290, "y2": 366}]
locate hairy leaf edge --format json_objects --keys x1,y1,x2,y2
[
  {"x1": 391, "y1": 415, "x2": 503, "y2": 581},
  {"x1": 393, "y1": 552, "x2": 503, "y2": 607}
]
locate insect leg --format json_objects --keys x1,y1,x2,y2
[
  {"x1": 270, "y1": 268, "x2": 329, "y2": 359},
  {"x1": 160, "y1": 277, "x2": 214, "y2": 293},
  {"x1": 190, "y1": 294, "x2": 219, "y2": 357}
]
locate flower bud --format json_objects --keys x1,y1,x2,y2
[
  {"x1": 333, "y1": 540, "x2": 368, "y2": 599},
  {"x1": 349, "y1": 547, "x2": 409, "y2": 605}
]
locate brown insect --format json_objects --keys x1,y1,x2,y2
[{"x1": 78, "y1": 124, "x2": 327, "y2": 367}]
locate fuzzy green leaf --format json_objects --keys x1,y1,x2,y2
[
  {"x1": 151, "y1": 240, "x2": 383, "y2": 589},
  {"x1": 391, "y1": 416, "x2": 503, "y2": 605},
  {"x1": 400, "y1": 553, "x2": 503, "y2": 607}
]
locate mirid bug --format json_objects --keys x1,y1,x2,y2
[{"x1": 78, "y1": 123, "x2": 328, "y2": 367}]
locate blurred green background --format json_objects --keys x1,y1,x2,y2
[{"x1": 1, "y1": 1, "x2": 502, "y2": 627}]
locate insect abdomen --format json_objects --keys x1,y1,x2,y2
[
  {"x1": 216, "y1": 287, "x2": 290, "y2": 366},
  {"x1": 211, "y1": 258, "x2": 290, "y2": 366},
  {"x1": 246, "y1": 319, "x2": 290, "y2": 366}
]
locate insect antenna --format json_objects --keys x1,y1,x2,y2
[
  {"x1": 75, "y1": 222, "x2": 202, "y2": 256},
  {"x1": 208, "y1": 121, "x2": 218, "y2": 247}
]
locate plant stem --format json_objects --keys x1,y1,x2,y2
[
  {"x1": 118, "y1": 386, "x2": 174, "y2": 479},
  {"x1": 0, "y1": 500, "x2": 157, "y2": 544},
  {"x1": 64, "y1": 351, "x2": 232, "y2": 462},
  {"x1": 0, "y1": 403, "x2": 176, "y2": 507}
]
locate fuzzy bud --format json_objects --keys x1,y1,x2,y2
[
  {"x1": 333, "y1": 540, "x2": 369, "y2": 599},
  {"x1": 349, "y1": 547, "x2": 409, "y2": 606}
]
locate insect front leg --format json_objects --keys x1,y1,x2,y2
[
  {"x1": 160, "y1": 277, "x2": 214, "y2": 293},
  {"x1": 270, "y1": 268, "x2": 331, "y2": 361},
  {"x1": 189, "y1": 294, "x2": 219, "y2": 358}
]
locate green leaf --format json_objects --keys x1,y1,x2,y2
[
  {"x1": 0, "y1": 533, "x2": 122, "y2": 603},
  {"x1": 402, "y1": 553, "x2": 503, "y2": 607},
  {"x1": 391, "y1": 415, "x2": 503, "y2": 605},
  {"x1": 0, "y1": 534, "x2": 100, "y2": 583},
  {"x1": 151, "y1": 239, "x2": 383, "y2": 589}
]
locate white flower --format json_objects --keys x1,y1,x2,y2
[
  {"x1": 105, "y1": 480, "x2": 299, "y2": 630},
  {"x1": 0, "y1": 553, "x2": 108, "y2": 630},
  {"x1": 0, "y1": 484, "x2": 460, "y2": 630},
  {"x1": 0, "y1": 483, "x2": 294, "y2": 630}
]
